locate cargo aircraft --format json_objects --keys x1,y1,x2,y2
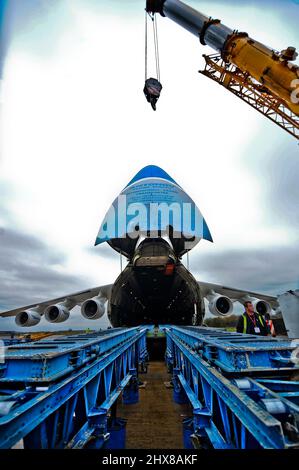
[{"x1": 0, "y1": 166, "x2": 279, "y2": 327}]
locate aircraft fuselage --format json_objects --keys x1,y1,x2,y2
[{"x1": 108, "y1": 239, "x2": 204, "y2": 326}]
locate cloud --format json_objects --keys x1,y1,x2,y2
[
  {"x1": 0, "y1": 182, "x2": 14, "y2": 222},
  {"x1": 86, "y1": 242, "x2": 119, "y2": 261},
  {"x1": 0, "y1": 226, "x2": 89, "y2": 308},
  {"x1": 261, "y1": 140, "x2": 299, "y2": 228},
  {"x1": 0, "y1": 182, "x2": 112, "y2": 331},
  {"x1": 0, "y1": 218, "x2": 112, "y2": 330},
  {"x1": 192, "y1": 245, "x2": 299, "y2": 296},
  {"x1": 3, "y1": 0, "x2": 140, "y2": 64},
  {"x1": 4, "y1": 0, "x2": 66, "y2": 57},
  {"x1": 239, "y1": 131, "x2": 299, "y2": 241}
]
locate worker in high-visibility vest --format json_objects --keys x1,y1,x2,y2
[{"x1": 236, "y1": 301, "x2": 269, "y2": 336}]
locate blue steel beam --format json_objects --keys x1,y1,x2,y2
[
  {"x1": 166, "y1": 326, "x2": 299, "y2": 374},
  {"x1": 1, "y1": 328, "x2": 144, "y2": 382},
  {"x1": 164, "y1": 326, "x2": 299, "y2": 449},
  {"x1": 0, "y1": 327, "x2": 149, "y2": 449}
]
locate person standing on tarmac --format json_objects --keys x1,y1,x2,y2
[{"x1": 236, "y1": 301, "x2": 270, "y2": 336}]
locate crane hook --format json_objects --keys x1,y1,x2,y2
[
  {"x1": 143, "y1": 77, "x2": 163, "y2": 111},
  {"x1": 144, "y1": 11, "x2": 162, "y2": 110}
]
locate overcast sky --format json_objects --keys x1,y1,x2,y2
[{"x1": 0, "y1": 0, "x2": 298, "y2": 331}]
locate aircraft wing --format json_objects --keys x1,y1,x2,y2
[
  {"x1": 198, "y1": 281, "x2": 279, "y2": 309},
  {"x1": 0, "y1": 284, "x2": 113, "y2": 318}
]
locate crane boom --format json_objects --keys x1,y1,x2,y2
[{"x1": 146, "y1": 0, "x2": 299, "y2": 139}]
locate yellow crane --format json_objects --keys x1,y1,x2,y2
[{"x1": 146, "y1": 0, "x2": 299, "y2": 139}]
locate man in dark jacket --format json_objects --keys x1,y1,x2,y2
[{"x1": 236, "y1": 301, "x2": 269, "y2": 336}]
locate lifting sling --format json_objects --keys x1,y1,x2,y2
[{"x1": 144, "y1": 11, "x2": 162, "y2": 110}]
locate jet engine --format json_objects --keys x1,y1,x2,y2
[
  {"x1": 15, "y1": 309, "x2": 41, "y2": 327},
  {"x1": 208, "y1": 294, "x2": 233, "y2": 316},
  {"x1": 251, "y1": 298, "x2": 272, "y2": 315},
  {"x1": 44, "y1": 304, "x2": 70, "y2": 323},
  {"x1": 81, "y1": 297, "x2": 106, "y2": 320}
]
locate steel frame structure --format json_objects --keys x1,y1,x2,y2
[
  {"x1": 0, "y1": 327, "x2": 149, "y2": 449},
  {"x1": 1, "y1": 325, "x2": 298, "y2": 449},
  {"x1": 200, "y1": 54, "x2": 299, "y2": 140},
  {"x1": 164, "y1": 326, "x2": 299, "y2": 449}
]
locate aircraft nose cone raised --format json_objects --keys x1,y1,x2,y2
[{"x1": 95, "y1": 165, "x2": 213, "y2": 257}]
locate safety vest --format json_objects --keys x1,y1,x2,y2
[{"x1": 242, "y1": 313, "x2": 264, "y2": 334}]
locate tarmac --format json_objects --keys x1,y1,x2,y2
[{"x1": 118, "y1": 361, "x2": 191, "y2": 449}]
